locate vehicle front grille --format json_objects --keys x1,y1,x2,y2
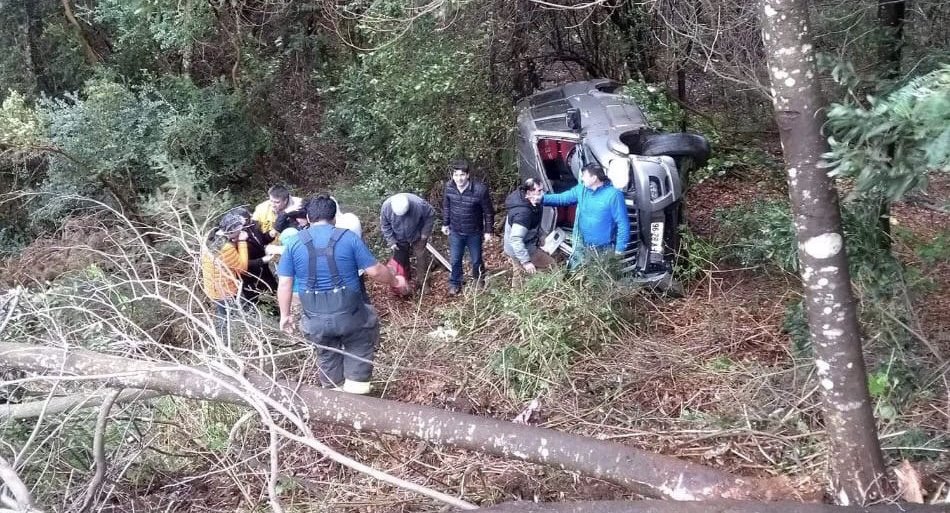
[{"x1": 620, "y1": 195, "x2": 640, "y2": 273}]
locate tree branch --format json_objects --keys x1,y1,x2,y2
[
  {"x1": 77, "y1": 389, "x2": 120, "y2": 513},
  {"x1": 0, "y1": 455, "x2": 38, "y2": 512},
  {"x1": 474, "y1": 499, "x2": 949, "y2": 513},
  {"x1": 0, "y1": 389, "x2": 162, "y2": 421},
  {"x1": 0, "y1": 342, "x2": 794, "y2": 501}
]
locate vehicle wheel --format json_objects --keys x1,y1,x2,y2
[{"x1": 640, "y1": 133, "x2": 711, "y2": 168}]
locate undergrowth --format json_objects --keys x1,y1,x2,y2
[{"x1": 441, "y1": 263, "x2": 645, "y2": 400}]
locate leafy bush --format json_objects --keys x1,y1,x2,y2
[
  {"x1": 825, "y1": 65, "x2": 950, "y2": 202},
  {"x1": 622, "y1": 81, "x2": 684, "y2": 132},
  {"x1": 443, "y1": 266, "x2": 641, "y2": 399},
  {"x1": 323, "y1": 17, "x2": 513, "y2": 194},
  {"x1": 29, "y1": 75, "x2": 266, "y2": 221},
  {"x1": 715, "y1": 200, "x2": 798, "y2": 273}
]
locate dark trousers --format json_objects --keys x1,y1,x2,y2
[
  {"x1": 305, "y1": 306, "x2": 380, "y2": 387},
  {"x1": 393, "y1": 239, "x2": 431, "y2": 284},
  {"x1": 449, "y1": 232, "x2": 484, "y2": 288}
]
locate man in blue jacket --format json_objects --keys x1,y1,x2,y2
[
  {"x1": 441, "y1": 159, "x2": 494, "y2": 295},
  {"x1": 542, "y1": 163, "x2": 630, "y2": 265}
]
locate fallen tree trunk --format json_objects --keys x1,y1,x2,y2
[
  {"x1": 0, "y1": 342, "x2": 793, "y2": 501},
  {"x1": 474, "y1": 500, "x2": 947, "y2": 513}
]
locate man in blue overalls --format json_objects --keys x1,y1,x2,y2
[{"x1": 276, "y1": 195, "x2": 406, "y2": 394}]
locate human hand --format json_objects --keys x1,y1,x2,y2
[
  {"x1": 390, "y1": 244, "x2": 398, "y2": 251},
  {"x1": 265, "y1": 245, "x2": 283, "y2": 255},
  {"x1": 523, "y1": 262, "x2": 537, "y2": 274},
  {"x1": 279, "y1": 315, "x2": 293, "y2": 333},
  {"x1": 441, "y1": 226, "x2": 450, "y2": 236},
  {"x1": 262, "y1": 254, "x2": 274, "y2": 263},
  {"x1": 238, "y1": 230, "x2": 249, "y2": 241},
  {"x1": 483, "y1": 233, "x2": 493, "y2": 243},
  {"x1": 393, "y1": 275, "x2": 408, "y2": 293}
]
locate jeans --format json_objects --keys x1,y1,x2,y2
[{"x1": 449, "y1": 232, "x2": 484, "y2": 288}]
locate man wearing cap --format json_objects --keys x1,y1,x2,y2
[
  {"x1": 442, "y1": 159, "x2": 494, "y2": 295},
  {"x1": 277, "y1": 195, "x2": 406, "y2": 394},
  {"x1": 380, "y1": 193, "x2": 435, "y2": 289}
]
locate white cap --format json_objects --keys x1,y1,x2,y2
[
  {"x1": 336, "y1": 212, "x2": 362, "y2": 237},
  {"x1": 390, "y1": 193, "x2": 410, "y2": 216}
]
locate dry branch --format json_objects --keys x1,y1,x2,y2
[
  {"x1": 0, "y1": 389, "x2": 162, "y2": 420},
  {"x1": 0, "y1": 342, "x2": 794, "y2": 501}
]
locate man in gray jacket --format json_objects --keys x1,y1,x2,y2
[
  {"x1": 380, "y1": 193, "x2": 435, "y2": 287},
  {"x1": 503, "y1": 179, "x2": 554, "y2": 284}
]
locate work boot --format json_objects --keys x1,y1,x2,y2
[{"x1": 447, "y1": 285, "x2": 460, "y2": 296}]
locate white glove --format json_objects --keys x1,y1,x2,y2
[
  {"x1": 483, "y1": 233, "x2": 493, "y2": 243},
  {"x1": 441, "y1": 226, "x2": 450, "y2": 236},
  {"x1": 262, "y1": 254, "x2": 274, "y2": 263}
]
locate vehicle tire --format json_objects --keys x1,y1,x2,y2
[{"x1": 640, "y1": 133, "x2": 711, "y2": 167}]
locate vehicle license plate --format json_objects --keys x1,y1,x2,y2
[{"x1": 650, "y1": 222, "x2": 664, "y2": 253}]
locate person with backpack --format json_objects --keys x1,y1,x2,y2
[
  {"x1": 200, "y1": 212, "x2": 250, "y2": 343},
  {"x1": 276, "y1": 195, "x2": 406, "y2": 394}
]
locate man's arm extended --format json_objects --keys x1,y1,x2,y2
[{"x1": 277, "y1": 277, "x2": 294, "y2": 333}]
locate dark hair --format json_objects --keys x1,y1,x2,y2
[
  {"x1": 275, "y1": 205, "x2": 309, "y2": 232},
  {"x1": 267, "y1": 184, "x2": 291, "y2": 201},
  {"x1": 448, "y1": 159, "x2": 470, "y2": 174},
  {"x1": 518, "y1": 177, "x2": 544, "y2": 194},
  {"x1": 306, "y1": 194, "x2": 337, "y2": 223},
  {"x1": 581, "y1": 163, "x2": 607, "y2": 182}
]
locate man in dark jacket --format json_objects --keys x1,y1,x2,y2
[
  {"x1": 441, "y1": 159, "x2": 494, "y2": 295},
  {"x1": 226, "y1": 206, "x2": 276, "y2": 302},
  {"x1": 380, "y1": 193, "x2": 435, "y2": 287},
  {"x1": 503, "y1": 178, "x2": 554, "y2": 284}
]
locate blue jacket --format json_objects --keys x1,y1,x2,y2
[{"x1": 542, "y1": 182, "x2": 630, "y2": 253}]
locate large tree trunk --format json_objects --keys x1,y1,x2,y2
[
  {"x1": 759, "y1": 0, "x2": 888, "y2": 505},
  {"x1": 0, "y1": 342, "x2": 795, "y2": 502},
  {"x1": 476, "y1": 500, "x2": 946, "y2": 513},
  {"x1": 877, "y1": 0, "x2": 905, "y2": 80}
]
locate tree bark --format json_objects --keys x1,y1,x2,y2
[
  {"x1": 877, "y1": 0, "x2": 905, "y2": 80},
  {"x1": 60, "y1": 0, "x2": 101, "y2": 65},
  {"x1": 475, "y1": 500, "x2": 948, "y2": 513},
  {"x1": 0, "y1": 342, "x2": 795, "y2": 502},
  {"x1": 759, "y1": 0, "x2": 888, "y2": 505}
]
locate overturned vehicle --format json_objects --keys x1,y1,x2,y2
[{"x1": 515, "y1": 79, "x2": 710, "y2": 289}]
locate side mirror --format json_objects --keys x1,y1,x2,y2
[{"x1": 567, "y1": 108, "x2": 582, "y2": 131}]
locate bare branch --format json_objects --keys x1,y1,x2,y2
[
  {"x1": 76, "y1": 389, "x2": 120, "y2": 513},
  {"x1": 0, "y1": 455, "x2": 40, "y2": 513},
  {"x1": 0, "y1": 389, "x2": 162, "y2": 421}
]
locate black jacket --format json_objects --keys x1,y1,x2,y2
[
  {"x1": 504, "y1": 189, "x2": 542, "y2": 232},
  {"x1": 442, "y1": 180, "x2": 494, "y2": 235}
]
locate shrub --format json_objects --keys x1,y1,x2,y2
[
  {"x1": 323, "y1": 17, "x2": 513, "y2": 194},
  {"x1": 442, "y1": 266, "x2": 642, "y2": 399}
]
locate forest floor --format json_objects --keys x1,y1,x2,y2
[
  {"x1": 177, "y1": 173, "x2": 947, "y2": 511},
  {"x1": 2, "y1": 171, "x2": 948, "y2": 512}
]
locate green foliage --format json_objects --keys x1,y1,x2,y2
[
  {"x1": 915, "y1": 231, "x2": 950, "y2": 265},
  {"x1": 673, "y1": 227, "x2": 720, "y2": 283},
  {"x1": 93, "y1": 0, "x2": 213, "y2": 53},
  {"x1": 31, "y1": 75, "x2": 266, "y2": 220},
  {"x1": 443, "y1": 268, "x2": 640, "y2": 399},
  {"x1": 0, "y1": 91, "x2": 42, "y2": 148},
  {"x1": 782, "y1": 298, "x2": 810, "y2": 358},
  {"x1": 622, "y1": 81, "x2": 684, "y2": 131},
  {"x1": 825, "y1": 65, "x2": 950, "y2": 202},
  {"x1": 323, "y1": 17, "x2": 513, "y2": 193},
  {"x1": 715, "y1": 200, "x2": 798, "y2": 273}
]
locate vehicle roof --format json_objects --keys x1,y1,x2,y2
[
  {"x1": 516, "y1": 79, "x2": 650, "y2": 162},
  {"x1": 517, "y1": 79, "x2": 648, "y2": 134}
]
